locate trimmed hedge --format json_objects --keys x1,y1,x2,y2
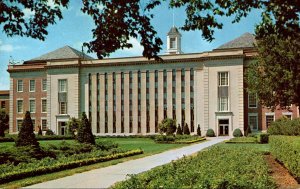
[
  {"x1": 0, "y1": 149, "x2": 143, "y2": 184},
  {"x1": 225, "y1": 137, "x2": 257, "y2": 144},
  {"x1": 233, "y1": 128, "x2": 243, "y2": 137},
  {"x1": 113, "y1": 146, "x2": 275, "y2": 189},
  {"x1": 257, "y1": 133, "x2": 269, "y2": 144},
  {"x1": 268, "y1": 117, "x2": 300, "y2": 136},
  {"x1": 206, "y1": 129, "x2": 215, "y2": 137},
  {"x1": 269, "y1": 136, "x2": 300, "y2": 182}
]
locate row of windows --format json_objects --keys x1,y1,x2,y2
[
  {"x1": 248, "y1": 113, "x2": 292, "y2": 131},
  {"x1": 17, "y1": 79, "x2": 47, "y2": 92},
  {"x1": 17, "y1": 99, "x2": 47, "y2": 113},
  {"x1": 17, "y1": 119, "x2": 47, "y2": 131}
]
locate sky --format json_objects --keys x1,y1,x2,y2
[{"x1": 0, "y1": 1, "x2": 262, "y2": 90}]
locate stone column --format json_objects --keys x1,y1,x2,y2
[
  {"x1": 141, "y1": 71, "x2": 147, "y2": 134},
  {"x1": 149, "y1": 71, "x2": 155, "y2": 133},
  {"x1": 116, "y1": 73, "x2": 122, "y2": 133},
  {"x1": 158, "y1": 71, "x2": 164, "y2": 124},
  {"x1": 99, "y1": 74, "x2": 105, "y2": 134},
  {"x1": 167, "y1": 70, "x2": 173, "y2": 118},
  {"x1": 91, "y1": 74, "x2": 97, "y2": 133},
  {"x1": 176, "y1": 70, "x2": 182, "y2": 127},
  {"x1": 132, "y1": 72, "x2": 138, "y2": 134},
  {"x1": 107, "y1": 73, "x2": 113, "y2": 133},
  {"x1": 124, "y1": 73, "x2": 130, "y2": 134},
  {"x1": 185, "y1": 69, "x2": 191, "y2": 132}
]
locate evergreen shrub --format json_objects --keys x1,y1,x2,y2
[
  {"x1": 233, "y1": 128, "x2": 243, "y2": 137},
  {"x1": 206, "y1": 129, "x2": 215, "y2": 137}
]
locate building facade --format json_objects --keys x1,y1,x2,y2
[
  {"x1": 0, "y1": 90, "x2": 9, "y2": 114},
  {"x1": 7, "y1": 29, "x2": 299, "y2": 136}
]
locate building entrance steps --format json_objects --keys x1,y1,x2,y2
[{"x1": 27, "y1": 137, "x2": 229, "y2": 188}]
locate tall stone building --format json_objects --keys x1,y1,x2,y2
[{"x1": 7, "y1": 28, "x2": 299, "y2": 136}]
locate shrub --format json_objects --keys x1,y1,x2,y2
[
  {"x1": 176, "y1": 124, "x2": 182, "y2": 135},
  {"x1": 258, "y1": 133, "x2": 269, "y2": 144},
  {"x1": 45, "y1": 129, "x2": 54, "y2": 136},
  {"x1": 268, "y1": 117, "x2": 300, "y2": 136},
  {"x1": 269, "y1": 136, "x2": 300, "y2": 182},
  {"x1": 37, "y1": 126, "x2": 42, "y2": 136},
  {"x1": 233, "y1": 128, "x2": 243, "y2": 137},
  {"x1": 0, "y1": 109, "x2": 9, "y2": 137},
  {"x1": 154, "y1": 135, "x2": 175, "y2": 142},
  {"x1": 245, "y1": 126, "x2": 252, "y2": 136},
  {"x1": 95, "y1": 140, "x2": 118, "y2": 151},
  {"x1": 226, "y1": 137, "x2": 257, "y2": 143},
  {"x1": 15, "y1": 111, "x2": 39, "y2": 148},
  {"x1": 183, "y1": 123, "x2": 190, "y2": 135},
  {"x1": 206, "y1": 129, "x2": 215, "y2": 137},
  {"x1": 158, "y1": 118, "x2": 177, "y2": 135},
  {"x1": 196, "y1": 124, "x2": 201, "y2": 136},
  {"x1": 77, "y1": 112, "x2": 95, "y2": 145},
  {"x1": 67, "y1": 117, "x2": 80, "y2": 137}
]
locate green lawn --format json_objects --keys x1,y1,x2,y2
[
  {"x1": 217, "y1": 142, "x2": 270, "y2": 153},
  {"x1": 0, "y1": 137, "x2": 189, "y2": 188}
]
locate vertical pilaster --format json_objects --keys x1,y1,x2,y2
[
  {"x1": 158, "y1": 71, "x2": 164, "y2": 123},
  {"x1": 132, "y1": 72, "x2": 138, "y2": 133},
  {"x1": 149, "y1": 71, "x2": 155, "y2": 133},
  {"x1": 167, "y1": 70, "x2": 173, "y2": 118},
  {"x1": 176, "y1": 70, "x2": 182, "y2": 127},
  {"x1": 107, "y1": 73, "x2": 113, "y2": 133},
  {"x1": 124, "y1": 73, "x2": 130, "y2": 134},
  {"x1": 116, "y1": 73, "x2": 122, "y2": 133},
  {"x1": 99, "y1": 74, "x2": 105, "y2": 133},
  {"x1": 141, "y1": 71, "x2": 147, "y2": 134}
]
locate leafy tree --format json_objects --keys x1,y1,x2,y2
[
  {"x1": 183, "y1": 123, "x2": 190, "y2": 135},
  {"x1": 15, "y1": 111, "x2": 39, "y2": 147},
  {"x1": 196, "y1": 124, "x2": 201, "y2": 136},
  {"x1": 67, "y1": 117, "x2": 80, "y2": 137},
  {"x1": 76, "y1": 112, "x2": 95, "y2": 145},
  {"x1": 1, "y1": 1, "x2": 298, "y2": 59},
  {"x1": 247, "y1": 34, "x2": 300, "y2": 109},
  {"x1": 0, "y1": 109, "x2": 9, "y2": 137},
  {"x1": 245, "y1": 126, "x2": 252, "y2": 137},
  {"x1": 37, "y1": 126, "x2": 43, "y2": 136},
  {"x1": 176, "y1": 124, "x2": 182, "y2": 135},
  {"x1": 158, "y1": 118, "x2": 176, "y2": 135}
]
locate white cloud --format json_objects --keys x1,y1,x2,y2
[
  {"x1": 0, "y1": 40, "x2": 25, "y2": 52},
  {"x1": 23, "y1": 8, "x2": 35, "y2": 19},
  {"x1": 111, "y1": 37, "x2": 143, "y2": 58}
]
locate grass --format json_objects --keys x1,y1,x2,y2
[
  {"x1": 217, "y1": 141, "x2": 270, "y2": 153},
  {"x1": 0, "y1": 137, "x2": 189, "y2": 188},
  {"x1": 225, "y1": 136, "x2": 257, "y2": 143}
]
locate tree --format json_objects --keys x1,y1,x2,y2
[
  {"x1": 247, "y1": 34, "x2": 300, "y2": 109},
  {"x1": 0, "y1": 109, "x2": 9, "y2": 137},
  {"x1": 158, "y1": 118, "x2": 177, "y2": 135},
  {"x1": 1, "y1": 1, "x2": 298, "y2": 59},
  {"x1": 176, "y1": 124, "x2": 182, "y2": 135},
  {"x1": 183, "y1": 123, "x2": 190, "y2": 135},
  {"x1": 76, "y1": 112, "x2": 95, "y2": 145},
  {"x1": 196, "y1": 124, "x2": 201, "y2": 136},
  {"x1": 15, "y1": 111, "x2": 39, "y2": 147},
  {"x1": 67, "y1": 117, "x2": 80, "y2": 137},
  {"x1": 37, "y1": 125, "x2": 43, "y2": 136}
]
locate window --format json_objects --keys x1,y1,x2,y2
[
  {"x1": 42, "y1": 119, "x2": 47, "y2": 130},
  {"x1": 29, "y1": 99, "x2": 36, "y2": 113},
  {"x1": 1, "y1": 101, "x2": 5, "y2": 109},
  {"x1": 248, "y1": 114, "x2": 258, "y2": 130},
  {"x1": 17, "y1": 100, "x2": 23, "y2": 113},
  {"x1": 170, "y1": 37, "x2": 176, "y2": 49},
  {"x1": 59, "y1": 102, "x2": 67, "y2": 114},
  {"x1": 17, "y1": 80, "x2": 23, "y2": 92},
  {"x1": 266, "y1": 115, "x2": 275, "y2": 128},
  {"x1": 32, "y1": 119, "x2": 35, "y2": 128},
  {"x1": 283, "y1": 113, "x2": 292, "y2": 120},
  {"x1": 58, "y1": 79, "x2": 67, "y2": 92},
  {"x1": 218, "y1": 72, "x2": 229, "y2": 86},
  {"x1": 29, "y1": 80, "x2": 35, "y2": 92},
  {"x1": 42, "y1": 79, "x2": 47, "y2": 91},
  {"x1": 248, "y1": 93, "x2": 257, "y2": 108},
  {"x1": 42, "y1": 99, "x2": 47, "y2": 113},
  {"x1": 17, "y1": 120, "x2": 23, "y2": 131},
  {"x1": 218, "y1": 97, "x2": 228, "y2": 112}
]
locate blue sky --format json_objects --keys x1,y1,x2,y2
[{"x1": 0, "y1": 1, "x2": 262, "y2": 90}]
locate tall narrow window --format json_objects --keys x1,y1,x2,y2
[
  {"x1": 17, "y1": 120, "x2": 23, "y2": 131},
  {"x1": 88, "y1": 74, "x2": 92, "y2": 120},
  {"x1": 121, "y1": 72, "x2": 124, "y2": 133},
  {"x1": 146, "y1": 71, "x2": 150, "y2": 133},
  {"x1": 29, "y1": 99, "x2": 36, "y2": 113},
  {"x1": 266, "y1": 115, "x2": 274, "y2": 128},
  {"x1": 190, "y1": 68, "x2": 194, "y2": 132},
  {"x1": 248, "y1": 114, "x2": 258, "y2": 130},
  {"x1": 218, "y1": 72, "x2": 229, "y2": 112},
  {"x1": 97, "y1": 73, "x2": 100, "y2": 133},
  {"x1": 172, "y1": 69, "x2": 176, "y2": 119},
  {"x1": 42, "y1": 79, "x2": 47, "y2": 91},
  {"x1": 137, "y1": 71, "x2": 141, "y2": 133},
  {"x1": 42, "y1": 119, "x2": 47, "y2": 130},
  {"x1": 105, "y1": 73, "x2": 108, "y2": 133},
  {"x1": 248, "y1": 93, "x2": 257, "y2": 108},
  {"x1": 113, "y1": 72, "x2": 116, "y2": 133},
  {"x1": 42, "y1": 99, "x2": 47, "y2": 113},
  {"x1": 58, "y1": 79, "x2": 67, "y2": 115},
  {"x1": 29, "y1": 79, "x2": 35, "y2": 92},
  {"x1": 129, "y1": 71, "x2": 133, "y2": 133},
  {"x1": 181, "y1": 69, "x2": 185, "y2": 127},
  {"x1": 17, "y1": 80, "x2": 23, "y2": 92},
  {"x1": 163, "y1": 70, "x2": 167, "y2": 119},
  {"x1": 17, "y1": 100, "x2": 23, "y2": 113},
  {"x1": 170, "y1": 38, "x2": 176, "y2": 49},
  {"x1": 154, "y1": 70, "x2": 158, "y2": 132}
]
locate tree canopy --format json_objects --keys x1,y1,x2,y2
[{"x1": 1, "y1": 0, "x2": 299, "y2": 59}]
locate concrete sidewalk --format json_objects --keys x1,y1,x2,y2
[{"x1": 27, "y1": 137, "x2": 229, "y2": 188}]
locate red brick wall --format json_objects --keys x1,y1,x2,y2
[{"x1": 13, "y1": 77, "x2": 47, "y2": 132}]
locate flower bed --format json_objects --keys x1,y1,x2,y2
[{"x1": 112, "y1": 146, "x2": 275, "y2": 189}]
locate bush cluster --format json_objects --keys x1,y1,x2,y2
[
  {"x1": 206, "y1": 129, "x2": 215, "y2": 137},
  {"x1": 257, "y1": 133, "x2": 269, "y2": 144},
  {"x1": 268, "y1": 117, "x2": 300, "y2": 135},
  {"x1": 225, "y1": 137, "x2": 257, "y2": 144},
  {"x1": 269, "y1": 136, "x2": 300, "y2": 182},
  {"x1": 233, "y1": 128, "x2": 243, "y2": 137},
  {"x1": 154, "y1": 135, "x2": 175, "y2": 142},
  {"x1": 113, "y1": 146, "x2": 275, "y2": 189}
]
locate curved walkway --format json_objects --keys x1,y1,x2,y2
[{"x1": 27, "y1": 137, "x2": 229, "y2": 188}]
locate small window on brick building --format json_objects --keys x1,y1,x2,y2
[
  {"x1": 42, "y1": 119, "x2": 47, "y2": 130},
  {"x1": 29, "y1": 80, "x2": 35, "y2": 92},
  {"x1": 17, "y1": 80, "x2": 23, "y2": 92},
  {"x1": 1, "y1": 101, "x2": 5, "y2": 109},
  {"x1": 248, "y1": 93, "x2": 257, "y2": 108},
  {"x1": 17, "y1": 120, "x2": 23, "y2": 131}
]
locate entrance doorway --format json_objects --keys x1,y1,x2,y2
[
  {"x1": 219, "y1": 119, "x2": 229, "y2": 136},
  {"x1": 59, "y1": 122, "x2": 67, "y2": 135}
]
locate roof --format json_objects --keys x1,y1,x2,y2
[
  {"x1": 167, "y1": 26, "x2": 181, "y2": 35},
  {"x1": 216, "y1": 32, "x2": 256, "y2": 50},
  {"x1": 24, "y1": 45, "x2": 94, "y2": 64}
]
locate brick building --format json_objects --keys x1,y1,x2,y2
[{"x1": 0, "y1": 90, "x2": 9, "y2": 114}]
